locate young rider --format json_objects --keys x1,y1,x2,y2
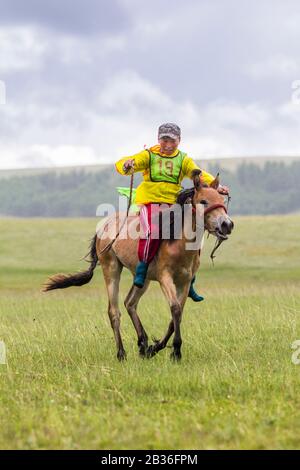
[{"x1": 115, "y1": 123, "x2": 229, "y2": 301}]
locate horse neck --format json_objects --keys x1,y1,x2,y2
[
  {"x1": 173, "y1": 205, "x2": 201, "y2": 256},
  {"x1": 184, "y1": 204, "x2": 197, "y2": 240}
]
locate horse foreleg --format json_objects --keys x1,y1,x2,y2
[
  {"x1": 101, "y1": 254, "x2": 126, "y2": 361},
  {"x1": 147, "y1": 282, "x2": 189, "y2": 358},
  {"x1": 124, "y1": 281, "x2": 150, "y2": 357},
  {"x1": 159, "y1": 272, "x2": 184, "y2": 361}
]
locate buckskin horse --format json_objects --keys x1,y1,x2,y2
[{"x1": 43, "y1": 170, "x2": 234, "y2": 361}]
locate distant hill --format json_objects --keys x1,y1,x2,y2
[
  {"x1": 0, "y1": 164, "x2": 111, "y2": 180},
  {"x1": 0, "y1": 156, "x2": 299, "y2": 179},
  {"x1": 200, "y1": 156, "x2": 300, "y2": 172},
  {"x1": 0, "y1": 156, "x2": 300, "y2": 217}
]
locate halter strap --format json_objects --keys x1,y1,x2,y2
[
  {"x1": 192, "y1": 203, "x2": 228, "y2": 215},
  {"x1": 204, "y1": 203, "x2": 227, "y2": 215}
]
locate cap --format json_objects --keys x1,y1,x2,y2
[{"x1": 158, "y1": 123, "x2": 181, "y2": 140}]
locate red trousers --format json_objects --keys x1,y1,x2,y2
[{"x1": 138, "y1": 203, "x2": 172, "y2": 263}]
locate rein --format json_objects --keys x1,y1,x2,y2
[
  {"x1": 225, "y1": 194, "x2": 231, "y2": 212},
  {"x1": 208, "y1": 196, "x2": 231, "y2": 263}
]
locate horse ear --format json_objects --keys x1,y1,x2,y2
[
  {"x1": 210, "y1": 173, "x2": 220, "y2": 189},
  {"x1": 191, "y1": 169, "x2": 202, "y2": 190}
]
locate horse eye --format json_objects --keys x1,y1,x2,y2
[{"x1": 199, "y1": 199, "x2": 208, "y2": 205}]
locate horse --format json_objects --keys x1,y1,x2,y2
[{"x1": 43, "y1": 170, "x2": 234, "y2": 361}]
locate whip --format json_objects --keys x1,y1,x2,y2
[{"x1": 97, "y1": 172, "x2": 134, "y2": 256}]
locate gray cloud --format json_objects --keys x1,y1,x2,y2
[
  {"x1": 1, "y1": 0, "x2": 300, "y2": 169},
  {"x1": 0, "y1": 0, "x2": 129, "y2": 35}
]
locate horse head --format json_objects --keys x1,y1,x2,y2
[{"x1": 191, "y1": 169, "x2": 234, "y2": 240}]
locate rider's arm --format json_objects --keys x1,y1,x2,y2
[
  {"x1": 115, "y1": 150, "x2": 150, "y2": 175},
  {"x1": 182, "y1": 157, "x2": 215, "y2": 185}
]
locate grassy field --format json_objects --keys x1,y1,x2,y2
[{"x1": 0, "y1": 215, "x2": 300, "y2": 449}]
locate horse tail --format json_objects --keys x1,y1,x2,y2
[{"x1": 42, "y1": 234, "x2": 98, "y2": 292}]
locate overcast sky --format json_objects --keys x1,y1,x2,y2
[{"x1": 0, "y1": 0, "x2": 300, "y2": 169}]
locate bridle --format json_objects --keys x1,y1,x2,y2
[
  {"x1": 191, "y1": 193, "x2": 231, "y2": 263},
  {"x1": 191, "y1": 201, "x2": 228, "y2": 216},
  {"x1": 204, "y1": 203, "x2": 228, "y2": 216}
]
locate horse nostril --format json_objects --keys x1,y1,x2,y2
[
  {"x1": 221, "y1": 220, "x2": 233, "y2": 235},
  {"x1": 221, "y1": 220, "x2": 229, "y2": 234}
]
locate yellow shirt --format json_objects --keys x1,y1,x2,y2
[{"x1": 115, "y1": 144, "x2": 214, "y2": 205}]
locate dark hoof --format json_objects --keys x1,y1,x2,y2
[
  {"x1": 138, "y1": 339, "x2": 148, "y2": 358},
  {"x1": 145, "y1": 344, "x2": 157, "y2": 358},
  {"x1": 139, "y1": 347, "x2": 147, "y2": 358},
  {"x1": 170, "y1": 351, "x2": 182, "y2": 362},
  {"x1": 117, "y1": 350, "x2": 127, "y2": 361}
]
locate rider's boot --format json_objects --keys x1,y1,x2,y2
[
  {"x1": 134, "y1": 261, "x2": 149, "y2": 288},
  {"x1": 188, "y1": 275, "x2": 204, "y2": 302}
]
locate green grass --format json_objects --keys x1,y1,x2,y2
[{"x1": 0, "y1": 215, "x2": 300, "y2": 449}]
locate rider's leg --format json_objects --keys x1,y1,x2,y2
[
  {"x1": 134, "y1": 260, "x2": 150, "y2": 288},
  {"x1": 134, "y1": 204, "x2": 161, "y2": 288}
]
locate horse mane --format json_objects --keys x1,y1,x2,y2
[
  {"x1": 148, "y1": 184, "x2": 211, "y2": 243},
  {"x1": 176, "y1": 188, "x2": 195, "y2": 206},
  {"x1": 176, "y1": 183, "x2": 209, "y2": 206},
  {"x1": 166, "y1": 187, "x2": 195, "y2": 242}
]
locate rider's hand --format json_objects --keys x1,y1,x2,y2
[
  {"x1": 123, "y1": 159, "x2": 135, "y2": 174},
  {"x1": 217, "y1": 185, "x2": 230, "y2": 195}
]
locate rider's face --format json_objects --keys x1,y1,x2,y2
[{"x1": 159, "y1": 136, "x2": 180, "y2": 155}]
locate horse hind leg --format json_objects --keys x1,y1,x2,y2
[
  {"x1": 101, "y1": 253, "x2": 126, "y2": 361},
  {"x1": 169, "y1": 283, "x2": 190, "y2": 361},
  {"x1": 124, "y1": 281, "x2": 150, "y2": 357}
]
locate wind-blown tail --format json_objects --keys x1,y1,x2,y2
[{"x1": 42, "y1": 234, "x2": 98, "y2": 292}]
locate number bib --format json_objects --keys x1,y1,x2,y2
[{"x1": 148, "y1": 150, "x2": 186, "y2": 184}]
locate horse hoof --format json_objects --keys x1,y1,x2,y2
[
  {"x1": 145, "y1": 345, "x2": 157, "y2": 358},
  {"x1": 170, "y1": 351, "x2": 181, "y2": 362},
  {"x1": 138, "y1": 340, "x2": 148, "y2": 358},
  {"x1": 139, "y1": 347, "x2": 148, "y2": 358},
  {"x1": 117, "y1": 350, "x2": 127, "y2": 361}
]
